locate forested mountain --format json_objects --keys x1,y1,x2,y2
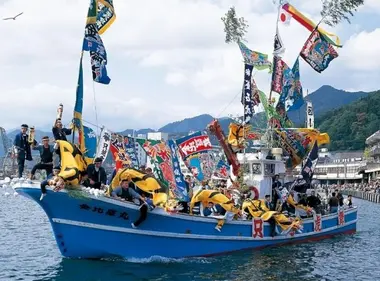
[{"x1": 316, "y1": 90, "x2": 380, "y2": 151}]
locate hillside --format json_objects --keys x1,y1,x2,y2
[
  {"x1": 159, "y1": 114, "x2": 214, "y2": 133},
  {"x1": 316, "y1": 90, "x2": 380, "y2": 151},
  {"x1": 288, "y1": 85, "x2": 369, "y2": 125}
]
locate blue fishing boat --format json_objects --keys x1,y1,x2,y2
[
  {"x1": 12, "y1": 0, "x2": 357, "y2": 260},
  {"x1": 13, "y1": 151, "x2": 357, "y2": 259}
]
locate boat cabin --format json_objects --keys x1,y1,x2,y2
[{"x1": 236, "y1": 148, "x2": 286, "y2": 199}]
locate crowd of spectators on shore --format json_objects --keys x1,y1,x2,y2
[{"x1": 316, "y1": 182, "x2": 380, "y2": 194}]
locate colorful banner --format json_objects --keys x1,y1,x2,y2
[
  {"x1": 242, "y1": 63, "x2": 254, "y2": 124},
  {"x1": 110, "y1": 134, "x2": 131, "y2": 171},
  {"x1": 279, "y1": 58, "x2": 304, "y2": 111},
  {"x1": 136, "y1": 139, "x2": 175, "y2": 192},
  {"x1": 124, "y1": 136, "x2": 140, "y2": 169},
  {"x1": 83, "y1": 126, "x2": 97, "y2": 162},
  {"x1": 97, "y1": 0, "x2": 116, "y2": 35},
  {"x1": 214, "y1": 159, "x2": 230, "y2": 179},
  {"x1": 168, "y1": 140, "x2": 189, "y2": 202},
  {"x1": 275, "y1": 128, "x2": 329, "y2": 169},
  {"x1": 177, "y1": 134, "x2": 213, "y2": 158},
  {"x1": 282, "y1": 3, "x2": 341, "y2": 47},
  {"x1": 176, "y1": 132, "x2": 215, "y2": 181},
  {"x1": 82, "y1": 0, "x2": 111, "y2": 84},
  {"x1": 238, "y1": 41, "x2": 272, "y2": 71},
  {"x1": 300, "y1": 30, "x2": 339, "y2": 73},
  {"x1": 271, "y1": 56, "x2": 288, "y2": 93},
  {"x1": 96, "y1": 128, "x2": 111, "y2": 162}
]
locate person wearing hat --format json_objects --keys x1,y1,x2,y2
[
  {"x1": 39, "y1": 165, "x2": 61, "y2": 201},
  {"x1": 52, "y1": 118, "x2": 72, "y2": 141},
  {"x1": 85, "y1": 157, "x2": 107, "y2": 189},
  {"x1": 13, "y1": 124, "x2": 35, "y2": 178},
  {"x1": 30, "y1": 136, "x2": 55, "y2": 180}
]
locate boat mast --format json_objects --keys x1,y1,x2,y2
[{"x1": 266, "y1": 0, "x2": 284, "y2": 150}]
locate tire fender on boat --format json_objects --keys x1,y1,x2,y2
[{"x1": 250, "y1": 186, "x2": 259, "y2": 199}]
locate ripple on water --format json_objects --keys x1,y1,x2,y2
[{"x1": 1, "y1": 196, "x2": 380, "y2": 281}]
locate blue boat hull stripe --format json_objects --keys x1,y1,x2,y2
[{"x1": 52, "y1": 218, "x2": 357, "y2": 241}]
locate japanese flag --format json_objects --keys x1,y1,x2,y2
[{"x1": 279, "y1": 8, "x2": 292, "y2": 25}]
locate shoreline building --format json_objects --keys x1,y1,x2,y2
[{"x1": 294, "y1": 148, "x2": 365, "y2": 184}]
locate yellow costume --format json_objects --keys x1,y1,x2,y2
[
  {"x1": 57, "y1": 140, "x2": 87, "y2": 186},
  {"x1": 109, "y1": 168, "x2": 168, "y2": 207}
]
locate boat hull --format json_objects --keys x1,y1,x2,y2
[{"x1": 14, "y1": 183, "x2": 357, "y2": 259}]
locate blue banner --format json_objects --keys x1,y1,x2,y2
[
  {"x1": 124, "y1": 136, "x2": 139, "y2": 169},
  {"x1": 279, "y1": 58, "x2": 304, "y2": 111},
  {"x1": 215, "y1": 159, "x2": 230, "y2": 179},
  {"x1": 83, "y1": 126, "x2": 97, "y2": 160},
  {"x1": 300, "y1": 29, "x2": 339, "y2": 73},
  {"x1": 82, "y1": 0, "x2": 111, "y2": 84},
  {"x1": 168, "y1": 140, "x2": 189, "y2": 202}
]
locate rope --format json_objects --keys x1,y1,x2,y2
[{"x1": 216, "y1": 69, "x2": 258, "y2": 120}]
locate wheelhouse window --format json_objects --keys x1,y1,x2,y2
[
  {"x1": 264, "y1": 163, "x2": 275, "y2": 176},
  {"x1": 252, "y1": 163, "x2": 261, "y2": 175}
]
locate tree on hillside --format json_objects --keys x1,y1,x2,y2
[{"x1": 321, "y1": 0, "x2": 364, "y2": 26}]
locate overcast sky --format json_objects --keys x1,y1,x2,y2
[{"x1": 0, "y1": 0, "x2": 379, "y2": 132}]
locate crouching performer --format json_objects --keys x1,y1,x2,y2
[
  {"x1": 108, "y1": 168, "x2": 168, "y2": 228},
  {"x1": 242, "y1": 198, "x2": 303, "y2": 237},
  {"x1": 39, "y1": 165, "x2": 61, "y2": 201},
  {"x1": 51, "y1": 140, "x2": 87, "y2": 192},
  {"x1": 189, "y1": 190, "x2": 239, "y2": 232}
]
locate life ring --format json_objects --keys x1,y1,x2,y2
[{"x1": 250, "y1": 186, "x2": 259, "y2": 199}]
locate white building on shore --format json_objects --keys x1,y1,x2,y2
[{"x1": 294, "y1": 148, "x2": 365, "y2": 184}]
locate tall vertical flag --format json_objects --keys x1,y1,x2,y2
[
  {"x1": 73, "y1": 54, "x2": 85, "y2": 153},
  {"x1": 241, "y1": 64, "x2": 254, "y2": 124},
  {"x1": 168, "y1": 140, "x2": 189, "y2": 202},
  {"x1": 96, "y1": 128, "x2": 111, "y2": 162},
  {"x1": 300, "y1": 29, "x2": 339, "y2": 73},
  {"x1": 82, "y1": 0, "x2": 112, "y2": 84}
]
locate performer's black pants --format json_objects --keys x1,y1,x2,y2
[
  {"x1": 134, "y1": 204, "x2": 148, "y2": 226},
  {"x1": 40, "y1": 179, "x2": 49, "y2": 194},
  {"x1": 31, "y1": 163, "x2": 53, "y2": 178},
  {"x1": 17, "y1": 157, "x2": 25, "y2": 178}
]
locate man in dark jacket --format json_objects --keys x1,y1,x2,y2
[
  {"x1": 30, "y1": 136, "x2": 55, "y2": 179},
  {"x1": 52, "y1": 118, "x2": 72, "y2": 141},
  {"x1": 13, "y1": 124, "x2": 34, "y2": 178},
  {"x1": 86, "y1": 157, "x2": 107, "y2": 189}
]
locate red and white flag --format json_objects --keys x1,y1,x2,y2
[{"x1": 279, "y1": 6, "x2": 292, "y2": 25}]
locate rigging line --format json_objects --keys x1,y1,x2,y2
[
  {"x1": 82, "y1": 118, "x2": 103, "y2": 129},
  {"x1": 92, "y1": 81, "x2": 100, "y2": 136},
  {"x1": 216, "y1": 69, "x2": 258, "y2": 119}
]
